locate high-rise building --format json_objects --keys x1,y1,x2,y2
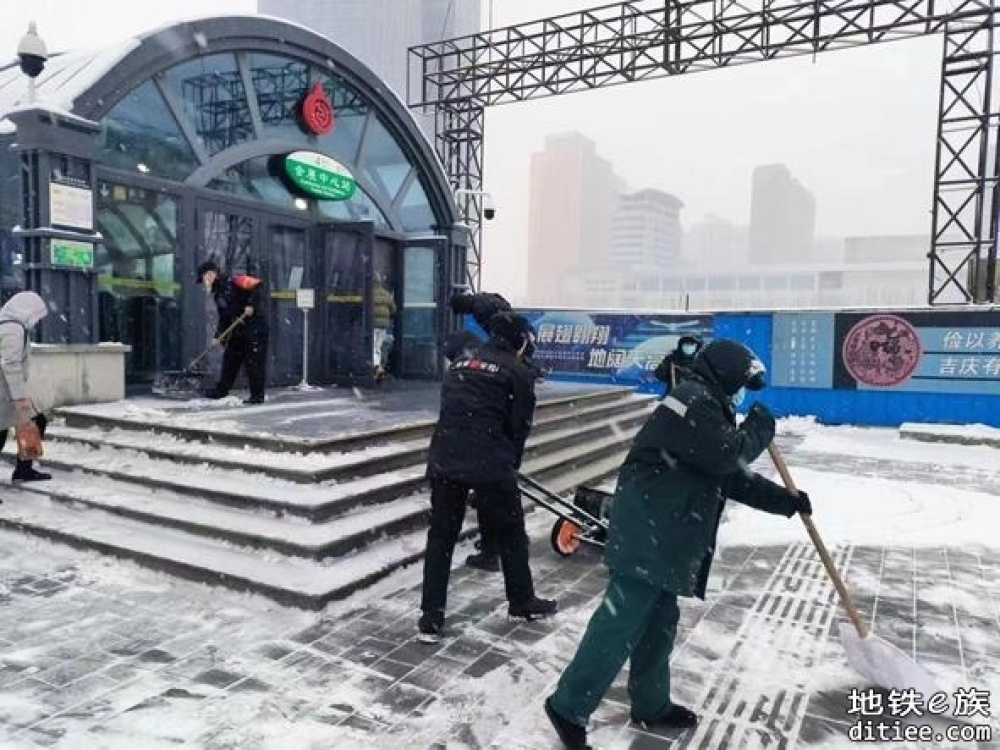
[
  {"x1": 257, "y1": 0, "x2": 480, "y2": 137},
  {"x1": 685, "y1": 214, "x2": 748, "y2": 268},
  {"x1": 609, "y1": 189, "x2": 683, "y2": 267},
  {"x1": 526, "y1": 133, "x2": 622, "y2": 305},
  {"x1": 749, "y1": 164, "x2": 816, "y2": 264}
]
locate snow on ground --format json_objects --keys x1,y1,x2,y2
[{"x1": 0, "y1": 420, "x2": 998, "y2": 748}]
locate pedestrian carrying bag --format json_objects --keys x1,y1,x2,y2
[{"x1": 14, "y1": 422, "x2": 43, "y2": 460}]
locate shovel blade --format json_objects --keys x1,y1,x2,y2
[
  {"x1": 838, "y1": 622, "x2": 942, "y2": 697},
  {"x1": 152, "y1": 371, "x2": 214, "y2": 398}
]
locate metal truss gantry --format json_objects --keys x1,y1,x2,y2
[{"x1": 409, "y1": 0, "x2": 1000, "y2": 303}]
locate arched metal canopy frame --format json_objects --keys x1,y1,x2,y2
[{"x1": 70, "y1": 15, "x2": 458, "y2": 235}]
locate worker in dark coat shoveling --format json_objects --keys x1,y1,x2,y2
[
  {"x1": 544, "y1": 339, "x2": 813, "y2": 750},
  {"x1": 418, "y1": 311, "x2": 557, "y2": 643}
]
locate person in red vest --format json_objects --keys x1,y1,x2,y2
[{"x1": 196, "y1": 260, "x2": 269, "y2": 404}]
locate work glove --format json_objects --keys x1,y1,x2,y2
[
  {"x1": 741, "y1": 401, "x2": 776, "y2": 444},
  {"x1": 791, "y1": 490, "x2": 812, "y2": 516}
]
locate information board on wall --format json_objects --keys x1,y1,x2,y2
[
  {"x1": 772, "y1": 310, "x2": 1000, "y2": 395},
  {"x1": 513, "y1": 310, "x2": 714, "y2": 387}
]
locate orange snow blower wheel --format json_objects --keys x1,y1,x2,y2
[{"x1": 551, "y1": 518, "x2": 583, "y2": 556}]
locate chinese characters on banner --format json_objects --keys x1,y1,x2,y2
[
  {"x1": 772, "y1": 310, "x2": 1000, "y2": 395},
  {"x1": 518, "y1": 311, "x2": 714, "y2": 386}
]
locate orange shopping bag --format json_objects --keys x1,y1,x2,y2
[{"x1": 14, "y1": 421, "x2": 44, "y2": 460}]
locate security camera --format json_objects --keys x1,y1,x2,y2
[
  {"x1": 483, "y1": 193, "x2": 496, "y2": 221},
  {"x1": 18, "y1": 22, "x2": 48, "y2": 79}
]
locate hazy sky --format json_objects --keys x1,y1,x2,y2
[{"x1": 0, "y1": 0, "x2": 945, "y2": 299}]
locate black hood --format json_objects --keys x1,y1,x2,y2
[
  {"x1": 486, "y1": 311, "x2": 534, "y2": 352},
  {"x1": 692, "y1": 339, "x2": 766, "y2": 396}
]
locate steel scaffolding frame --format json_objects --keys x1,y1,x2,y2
[{"x1": 409, "y1": 0, "x2": 1000, "y2": 303}]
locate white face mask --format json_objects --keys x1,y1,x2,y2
[
  {"x1": 203, "y1": 278, "x2": 213, "y2": 294},
  {"x1": 731, "y1": 386, "x2": 747, "y2": 409},
  {"x1": 681, "y1": 344, "x2": 697, "y2": 356}
]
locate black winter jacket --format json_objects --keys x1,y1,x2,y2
[
  {"x1": 427, "y1": 338, "x2": 536, "y2": 484},
  {"x1": 212, "y1": 274, "x2": 267, "y2": 339}
]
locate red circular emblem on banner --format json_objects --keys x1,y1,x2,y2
[
  {"x1": 842, "y1": 314, "x2": 923, "y2": 387},
  {"x1": 302, "y1": 82, "x2": 335, "y2": 135}
]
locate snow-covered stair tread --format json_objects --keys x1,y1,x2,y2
[
  {"x1": 11, "y1": 472, "x2": 430, "y2": 553},
  {"x1": 46, "y1": 424, "x2": 407, "y2": 474},
  {"x1": 0, "y1": 495, "x2": 426, "y2": 602},
  {"x1": 29, "y1": 442, "x2": 425, "y2": 511}
]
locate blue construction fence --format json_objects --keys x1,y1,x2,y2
[{"x1": 466, "y1": 307, "x2": 1000, "y2": 428}]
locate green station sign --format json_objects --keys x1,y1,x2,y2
[
  {"x1": 284, "y1": 151, "x2": 357, "y2": 201},
  {"x1": 51, "y1": 239, "x2": 94, "y2": 269}
]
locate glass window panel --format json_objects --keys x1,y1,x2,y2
[
  {"x1": 96, "y1": 180, "x2": 181, "y2": 381},
  {"x1": 161, "y1": 53, "x2": 254, "y2": 156},
  {"x1": 315, "y1": 69, "x2": 369, "y2": 167},
  {"x1": 398, "y1": 176, "x2": 436, "y2": 232},
  {"x1": 97, "y1": 81, "x2": 199, "y2": 180},
  {"x1": 248, "y1": 53, "x2": 313, "y2": 143},
  {"x1": 207, "y1": 157, "x2": 298, "y2": 210},
  {"x1": 360, "y1": 115, "x2": 412, "y2": 200},
  {"x1": 764, "y1": 275, "x2": 788, "y2": 290},
  {"x1": 318, "y1": 188, "x2": 390, "y2": 229},
  {"x1": 403, "y1": 246, "x2": 436, "y2": 305}
]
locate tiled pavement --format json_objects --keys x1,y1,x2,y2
[{"x1": 1, "y1": 512, "x2": 998, "y2": 749}]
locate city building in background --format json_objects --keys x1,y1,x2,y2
[
  {"x1": 684, "y1": 213, "x2": 749, "y2": 268},
  {"x1": 526, "y1": 132, "x2": 622, "y2": 305},
  {"x1": 749, "y1": 163, "x2": 816, "y2": 264},
  {"x1": 257, "y1": 0, "x2": 480, "y2": 138},
  {"x1": 610, "y1": 189, "x2": 683, "y2": 268}
]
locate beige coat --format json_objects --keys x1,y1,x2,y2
[{"x1": 0, "y1": 292, "x2": 48, "y2": 429}]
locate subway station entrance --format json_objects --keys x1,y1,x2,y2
[{"x1": 0, "y1": 16, "x2": 464, "y2": 389}]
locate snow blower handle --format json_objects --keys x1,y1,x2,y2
[{"x1": 767, "y1": 443, "x2": 869, "y2": 639}]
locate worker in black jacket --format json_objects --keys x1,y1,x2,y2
[
  {"x1": 196, "y1": 260, "x2": 269, "y2": 404},
  {"x1": 419, "y1": 311, "x2": 557, "y2": 642},
  {"x1": 654, "y1": 335, "x2": 703, "y2": 393}
]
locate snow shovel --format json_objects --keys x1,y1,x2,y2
[
  {"x1": 767, "y1": 444, "x2": 942, "y2": 697},
  {"x1": 152, "y1": 313, "x2": 249, "y2": 397}
]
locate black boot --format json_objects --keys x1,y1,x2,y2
[
  {"x1": 203, "y1": 387, "x2": 226, "y2": 400},
  {"x1": 243, "y1": 395, "x2": 265, "y2": 405},
  {"x1": 12, "y1": 461, "x2": 51, "y2": 483},
  {"x1": 631, "y1": 703, "x2": 699, "y2": 730},
  {"x1": 417, "y1": 611, "x2": 444, "y2": 644},
  {"x1": 544, "y1": 698, "x2": 591, "y2": 749},
  {"x1": 508, "y1": 597, "x2": 557, "y2": 621},
  {"x1": 465, "y1": 552, "x2": 500, "y2": 572}
]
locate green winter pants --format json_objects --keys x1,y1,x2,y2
[{"x1": 549, "y1": 571, "x2": 680, "y2": 727}]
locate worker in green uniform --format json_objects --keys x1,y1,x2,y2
[{"x1": 544, "y1": 338, "x2": 812, "y2": 749}]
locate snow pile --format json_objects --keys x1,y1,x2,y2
[
  {"x1": 794, "y1": 424, "x2": 1000, "y2": 472},
  {"x1": 724, "y1": 465, "x2": 1000, "y2": 548}
]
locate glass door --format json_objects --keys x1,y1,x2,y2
[
  {"x1": 372, "y1": 237, "x2": 399, "y2": 377},
  {"x1": 319, "y1": 221, "x2": 375, "y2": 385},
  {"x1": 195, "y1": 201, "x2": 259, "y2": 377},
  {"x1": 400, "y1": 238, "x2": 445, "y2": 379},
  {"x1": 265, "y1": 223, "x2": 309, "y2": 384}
]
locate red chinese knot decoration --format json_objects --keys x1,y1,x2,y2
[
  {"x1": 301, "y1": 81, "x2": 335, "y2": 135},
  {"x1": 842, "y1": 314, "x2": 923, "y2": 387}
]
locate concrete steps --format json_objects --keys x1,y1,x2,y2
[{"x1": 0, "y1": 387, "x2": 653, "y2": 608}]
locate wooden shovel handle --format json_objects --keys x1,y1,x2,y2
[
  {"x1": 767, "y1": 443, "x2": 869, "y2": 638},
  {"x1": 187, "y1": 313, "x2": 250, "y2": 371}
]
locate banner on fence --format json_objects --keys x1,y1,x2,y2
[
  {"x1": 772, "y1": 310, "x2": 1000, "y2": 395},
  {"x1": 511, "y1": 310, "x2": 714, "y2": 387}
]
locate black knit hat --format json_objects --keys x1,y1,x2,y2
[{"x1": 195, "y1": 260, "x2": 220, "y2": 285}]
